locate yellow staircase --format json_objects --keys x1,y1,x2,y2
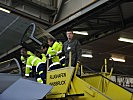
[{"x1": 46, "y1": 61, "x2": 133, "y2": 100}]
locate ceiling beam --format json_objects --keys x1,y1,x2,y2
[
  {"x1": 21, "y1": 0, "x2": 57, "y2": 13},
  {"x1": 72, "y1": 26, "x2": 108, "y2": 31},
  {"x1": 80, "y1": 24, "x2": 121, "y2": 44},
  {"x1": 53, "y1": 0, "x2": 65, "y2": 23},
  {"x1": 47, "y1": 0, "x2": 125, "y2": 37},
  {"x1": 46, "y1": 0, "x2": 109, "y2": 33},
  {"x1": 118, "y1": 5, "x2": 125, "y2": 28},
  {"x1": 0, "y1": 2, "x2": 52, "y2": 26}
]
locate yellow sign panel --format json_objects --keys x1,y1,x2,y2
[{"x1": 47, "y1": 67, "x2": 75, "y2": 94}]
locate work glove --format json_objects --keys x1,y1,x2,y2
[{"x1": 77, "y1": 61, "x2": 80, "y2": 64}]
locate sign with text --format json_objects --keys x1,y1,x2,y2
[{"x1": 47, "y1": 67, "x2": 75, "y2": 94}]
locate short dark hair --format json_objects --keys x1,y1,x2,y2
[
  {"x1": 21, "y1": 48, "x2": 27, "y2": 52},
  {"x1": 48, "y1": 37, "x2": 56, "y2": 42},
  {"x1": 66, "y1": 30, "x2": 73, "y2": 34}
]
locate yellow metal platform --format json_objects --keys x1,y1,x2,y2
[{"x1": 46, "y1": 62, "x2": 133, "y2": 100}]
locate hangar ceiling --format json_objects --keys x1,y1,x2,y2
[
  {"x1": 81, "y1": 27, "x2": 133, "y2": 76},
  {"x1": 73, "y1": 1, "x2": 133, "y2": 75},
  {"x1": 0, "y1": 0, "x2": 57, "y2": 26},
  {"x1": 47, "y1": 0, "x2": 133, "y2": 75}
]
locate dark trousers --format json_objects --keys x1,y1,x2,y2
[
  {"x1": 36, "y1": 63, "x2": 47, "y2": 84},
  {"x1": 60, "y1": 57, "x2": 65, "y2": 68},
  {"x1": 49, "y1": 59, "x2": 61, "y2": 70},
  {"x1": 30, "y1": 66, "x2": 36, "y2": 78},
  {"x1": 49, "y1": 64, "x2": 61, "y2": 70}
]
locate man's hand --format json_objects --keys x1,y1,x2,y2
[
  {"x1": 46, "y1": 54, "x2": 51, "y2": 58},
  {"x1": 77, "y1": 61, "x2": 80, "y2": 64}
]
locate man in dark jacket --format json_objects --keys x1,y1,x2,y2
[{"x1": 63, "y1": 30, "x2": 82, "y2": 67}]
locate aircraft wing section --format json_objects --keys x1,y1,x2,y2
[{"x1": 0, "y1": 78, "x2": 52, "y2": 100}]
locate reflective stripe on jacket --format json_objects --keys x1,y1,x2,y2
[
  {"x1": 25, "y1": 56, "x2": 43, "y2": 76},
  {"x1": 47, "y1": 41, "x2": 62, "y2": 63}
]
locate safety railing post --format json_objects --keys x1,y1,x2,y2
[
  {"x1": 68, "y1": 51, "x2": 72, "y2": 67},
  {"x1": 46, "y1": 58, "x2": 49, "y2": 83}
]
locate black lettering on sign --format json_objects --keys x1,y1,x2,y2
[
  {"x1": 50, "y1": 73, "x2": 66, "y2": 79},
  {"x1": 49, "y1": 80, "x2": 66, "y2": 86}
]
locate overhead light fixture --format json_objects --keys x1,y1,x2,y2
[
  {"x1": 118, "y1": 37, "x2": 133, "y2": 43},
  {"x1": 0, "y1": 7, "x2": 10, "y2": 13},
  {"x1": 109, "y1": 53, "x2": 125, "y2": 62},
  {"x1": 109, "y1": 57, "x2": 125, "y2": 62},
  {"x1": 73, "y1": 31, "x2": 88, "y2": 35},
  {"x1": 82, "y1": 49, "x2": 93, "y2": 58},
  {"x1": 82, "y1": 54, "x2": 93, "y2": 58}
]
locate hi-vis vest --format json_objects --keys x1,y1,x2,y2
[
  {"x1": 25, "y1": 56, "x2": 43, "y2": 76},
  {"x1": 47, "y1": 41, "x2": 62, "y2": 63},
  {"x1": 53, "y1": 41, "x2": 62, "y2": 52},
  {"x1": 41, "y1": 53, "x2": 46, "y2": 63},
  {"x1": 21, "y1": 51, "x2": 34, "y2": 64}
]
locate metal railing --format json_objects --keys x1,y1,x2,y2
[{"x1": 0, "y1": 58, "x2": 21, "y2": 74}]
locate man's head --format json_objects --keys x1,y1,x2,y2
[
  {"x1": 48, "y1": 38, "x2": 55, "y2": 46},
  {"x1": 34, "y1": 50, "x2": 41, "y2": 58},
  {"x1": 41, "y1": 44, "x2": 49, "y2": 54},
  {"x1": 66, "y1": 31, "x2": 74, "y2": 41},
  {"x1": 20, "y1": 48, "x2": 28, "y2": 57}
]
